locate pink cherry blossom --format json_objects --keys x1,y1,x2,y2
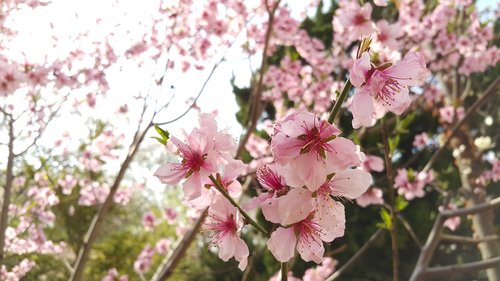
[
  {"x1": 337, "y1": 2, "x2": 376, "y2": 42},
  {"x1": 356, "y1": 187, "x2": 384, "y2": 207},
  {"x1": 413, "y1": 132, "x2": 429, "y2": 149},
  {"x1": 133, "y1": 245, "x2": 154, "y2": 274},
  {"x1": 243, "y1": 164, "x2": 287, "y2": 223},
  {"x1": 350, "y1": 51, "x2": 431, "y2": 128},
  {"x1": 155, "y1": 238, "x2": 171, "y2": 254},
  {"x1": 302, "y1": 257, "x2": 338, "y2": 281},
  {"x1": 362, "y1": 155, "x2": 385, "y2": 172},
  {"x1": 204, "y1": 195, "x2": 249, "y2": 270},
  {"x1": 141, "y1": 212, "x2": 156, "y2": 231},
  {"x1": 439, "y1": 204, "x2": 461, "y2": 231},
  {"x1": 271, "y1": 111, "x2": 363, "y2": 191},
  {"x1": 394, "y1": 169, "x2": 433, "y2": 200},
  {"x1": 155, "y1": 113, "x2": 237, "y2": 201},
  {"x1": 267, "y1": 215, "x2": 335, "y2": 263},
  {"x1": 439, "y1": 106, "x2": 465, "y2": 124}
]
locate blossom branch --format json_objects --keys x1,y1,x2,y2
[
  {"x1": 381, "y1": 118, "x2": 399, "y2": 281},
  {"x1": 69, "y1": 120, "x2": 154, "y2": 281},
  {"x1": 208, "y1": 175, "x2": 268, "y2": 236},
  {"x1": 422, "y1": 75, "x2": 500, "y2": 173},
  {"x1": 409, "y1": 197, "x2": 500, "y2": 281},
  {"x1": 236, "y1": 0, "x2": 280, "y2": 158},
  {"x1": 151, "y1": 208, "x2": 208, "y2": 281},
  {"x1": 0, "y1": 114, "x2": 14, "y2": 266},
  {"x1": 422, "y1": 256, "x2": 500, "y2": 280},
  {"x1": 325, "y1": 228, "x2": 384, "y2": 281},
  {"x1": 440, "y1": 234, "x2": 499, "y2": 244}
]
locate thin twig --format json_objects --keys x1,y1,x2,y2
[
  {"x1": 325, "y1": 228, "x2": 384, "y2": 281},
  {"x1": 440, "y1": 234, "x2": 499, "y2": 244},
  {"x1": 381, "y1": 118, "x2": 399, "y2": 281},
  {"x1": 235, "y1": 0, "x2": 280, "y2": 158},
  {"x1": 422, "y1": 256, "x2": 500, "y2": 279},
  {"x1": 422, "y1": 76, "x2": 500, "y2": 173},
  {"x1": 397, "y1": 214, "x2": 422, "y2": 249}
]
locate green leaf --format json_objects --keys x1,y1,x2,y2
[
  {"x1": 379, "y1": 208, "x2": 392, "y2": 230},
  {"x1": 395, "y1": 196, "x2": 409, "y2": 212},
  {"x1": 154, "y1": 125, "x2": 170, "y2": 142},
  {"x1": 389, "y1": 135, "x2": 400, "y2": 153},
  {"x1": 151, "y1": 136, "x2": 167, "y2": 145}
]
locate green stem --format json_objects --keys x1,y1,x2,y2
[
  {"x1": 328, "y1": 79, "x2": 352, "y2": 124},
  {"x1": 281, "y1": 262, "x2": 288, "y2": 281},
  {"x1": 208, "y1": 175, "x2": 269, "y2": 236}
]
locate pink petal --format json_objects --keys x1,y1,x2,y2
[
  {"x1": 350, "y1": 88, "x2": 376, "y2": 129},
  {"x1": 267, "y1": 227, "x2": 297, "y2": 262},
  {"x1": 297, "y1": 232, "x2": 324, "y2": 263},
  {"x1": 154, "y1": 163, "x2": 186, "y2": 184},
  {"x1": 329, "y1": 169, "x2": 371, "y2": 199},
  {"x1": 350, "y1": 52, "x2": 371, "y2": 88},
  {"x1": 234, "y1": 236, "x2": 249, "y2": 271},
  {"x1": 326, "y1": 137, "x2": 363, "y2": 171},
  {"x1": 277, "y1": 188, "x2": 314, "y2": 225}
]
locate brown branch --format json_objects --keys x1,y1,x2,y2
[
  {"x1": 422, "y1": 76, "x2": 500, "y2": 173},
  {"x1": 325, "y1": 228, "x2": 384, "y2": 281},
  {"x1": 422, "y1": 256, "x2": 500, "y2": 279},
  {"x1": 0, "y1": 115, "x2": 15, "y2": 266},
  {"x1": 235, "y1": 0, "x2": 280, "y2": 158},
  {"x1": 409, "y1": 196, "x2": 500, "y2": 281},
  {"x1": 69, "y1": 121, "x2": 153, "y2": 281},
  {"x1": 152, "y1": 208, "x2": 208, "y2": 281},
  {"x1": 397, "y1": 214, "x2": 422, "y2": 249},
  {"x1": 381, "y1": 118, "x2": 399, "y2": 281},
  {"x1": 441, "y1": 234, "x2": 499, "y2": 244}
]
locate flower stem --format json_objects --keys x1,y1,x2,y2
[
  {"x1": 381, "y1": 118, "x2": 399, "y2": 281},
  {"x1": 328, "y1": 79, "x2": 352, "y2": 124},
  {"x1": 208, "y1": 175, "x2": 269, "y2": 236},
  {"x1": 281, "y1": 262, "x2": 288, "y2": 281}
]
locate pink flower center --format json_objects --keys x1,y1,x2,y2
[
  {"x1": 205, "y1": 213, "x2": 237, "y2": 245},
  {"x1": 257, "y1": 166, "x2": 286, "y2": 191},
  {"x1": 179, "y1": 147, "x2": 207, "y2": 177},
  {"x1": 297, "y1": 120, "x2": 336, "y2": 159},
  {"x1": 352, "y1": 13, "x2": 366, "y2": 26},
  {"x1": 294, "y1": 218, "x2": 323, "y2": 250}
]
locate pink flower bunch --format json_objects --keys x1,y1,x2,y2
[
  {"x1": 0, "y1": 259, "x2": 35, "y2": 281},
  {"x1": 203, "y1": 195, "x2": 249, "y2": 270},
  {"x1": 102, "y1": 268, "x2": 128, "y2": 281},
  {"x1": 246, "y1": 111, "x2": 371, "y2": 263},
  {"x1": 356, "y1": 187, "x2": 384, "y2": 208},
  {"x1": 394, "y1": 169, "x2": 433, "y2": 200},
  {"x1": 476, "y1": 157, "x2": 500, "y2": 186},
  {"x1": 349, "y1": 51, "x2": 430, "y2": 128},
  {"x1": 413, "y1": 132, "x2": 429, "y2": 150},
  {"x1": 133, "y1": 245, "x2": 154, "y2": 274},
  {"x1": 439, "y1": 204, "x2": 461, "y2": 232},
  {"x1": 439, "y1": 106, "x2": 465, "y2": 124},
  {"x1": 155, "y1": 113, "x2": 242, "y2": 204},
  {"x1": 155, "y1": 113, "x2": 250, "y2": 269}
]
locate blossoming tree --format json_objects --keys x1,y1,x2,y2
[{"x1": 0, "y1": 0, "x2": 499, "y2": 281}]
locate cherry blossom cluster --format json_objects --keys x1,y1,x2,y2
[
  {"x1": 269, "y1": 257, "x2": 337, "y2": 281},
  {"x1": 155, "y1": 110, "x2": 372, "y2": 268},
  {"x1": 394, "y1": 169, "x2": 434, "y2": 201}
]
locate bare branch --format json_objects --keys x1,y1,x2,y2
[
  {"x1": 326, "y1": 228, "x2": 384, "y2": 281},
  {"x1": 441, "y1": 234, "x2": 499, "y2": 244},
  {"x1": 381, "y1": 118, "x2": 399, "y2": 281},
  {"x1": 235, "y1": 0, "x2": 280, "y2": 158},
  {"x1": 69, "y1": 120, "x2": 154, "y2": 281},
  {"x1": 151, "y1": 208, "x2": 208, "y2": 281},
  {"x1": 0, "y1": 116, "x2": 15, "y2": 266},
  {"x1": 423, "y1": 256, "x2": 500, "y2": 279},
  {"x1": 422, "y1": 76, "x2": 500, "y2": 173}
]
